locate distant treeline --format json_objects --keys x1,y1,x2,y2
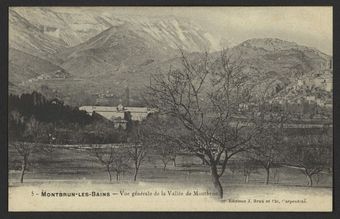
[
  {"x1": 8, "y1": 92, "x2": 127, "y2": 144},
  {"x1": 9, "y1": 92, "x2": 93, "y2": 125}
]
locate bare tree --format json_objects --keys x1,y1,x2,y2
[
  {"x1": 92, "y1": 145, "x2": 130, "y2": 182},
  {"x1": 127, "y1": 124, "x2": 148, "y2": 181},
  {"x1": 142, "y1": 115, "x2": 182, "y2": 172},
  {"x1": 158, "y1": 142, "x2": 177, "y2": 171},
  {"x1": 147, "y1": 49, "x2": 258, "y2": 199},
  {"x1": 111, "y1": 149, "x2": 130, "y2": 181},
  {"x1": 87, "y1": 120, "x2": 129, "y2": 182},
  {"x1": 287, "y1": 134, "x2": 331, "y2": 187},
  {"x1": 14, "y1": 116, "x2": 47, "y2": 183},
  {"x1": 129, "y1": 143, "x2": 146, "y2": 181},
  {"x1": 13, "y1": 142, "x2": 35, "y2": 183},
  {"x1": 170, "y1": 151, "x2": 178, "y2": 167},
  {"x1": 92, "y1": 145, "x2": 116, "y2": 182},
  {"x1": 241, "y1": 159, "x2": 259, "y2": 184},
  {"x1": 251, "y1": 111, "x2": 288, "y2": 184}
]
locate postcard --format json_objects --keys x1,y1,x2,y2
[{"x1": 8, "y1": 6, "x2": 333, "y2": 211}]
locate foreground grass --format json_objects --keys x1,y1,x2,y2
[{"x1": 8, "y1": 145, "x2": 332, "y2": 211}]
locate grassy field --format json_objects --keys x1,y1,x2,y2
[
  {"x1": 8, "y1": 144, "x2": 333, "y2": 211},
  {"x1": 9, "y1": 144, "x2": 332, "y2": 187}
]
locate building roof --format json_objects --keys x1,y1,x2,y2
[
  {"x1": 79, "y1": 105, "x2": 158, "y2": 122},
  {"x1": 79, "y1": 105, "x2": 157, "y2": 113}
]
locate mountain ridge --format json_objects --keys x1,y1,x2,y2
[{"x1": 8, "y1": 8, "x2": 332, "y2": 106}]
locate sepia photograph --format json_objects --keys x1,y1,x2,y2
[{"x1": 7, "y1": 6, "x2": 333, "y2": 211}]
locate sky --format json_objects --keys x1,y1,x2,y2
[{"x1": 53, "y1": 7, "x2": 333, "y2": 55}]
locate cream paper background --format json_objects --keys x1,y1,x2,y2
[
  {"x1": 8, "y1": 6, "x2": 333, "y2": 212},
  {"x1": 9, "y1": 181, "x2": 332, "y2": 211}
]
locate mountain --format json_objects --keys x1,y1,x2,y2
[
  {"x1": 9, "y1": 8, "x2": 218, "y2": 104},
  {"x1": 56, "y1": 24, "x2": 173, "y2": 78},
  {"x1": 10, "y1": 36, "x2": 332, "y2": 106},
  {"x1": 10, "y1": 7, "x2": 112, "y2": 49},
  {"x1": 100, "y1": 14, "x2": 216, "y2": 52},
  {"x1": 8, "y1": 8, "x2": 332, "y2": 106},
  {"x1": 226, "y1": 38, "x2": 332, "y2": 98},
  {"x1": 9, "y1": 9, "x2": 68, "y2": 61},
  {"x1": 9, "y1": 48, "x2": 69, "y2": 83},
  {"x1": 59, "y1": 37, "x2": 331, "y2": 105},
  {"x1": 10, "y1": 8, "x2": 216, "y2": 55}
]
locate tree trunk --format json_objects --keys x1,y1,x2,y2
[
  {"x1": 20, "y1": 156, "x2": 27, "y2": 183},
  {"x1": 307, "y1": 174, "x2": 313, "y2": 187},
  {"x1": 244, "y1": 174, "x2": 249, "y2": 184},
  {"x1": 172, "y1": 158, "x2": 176, "y2": 167},
  {"x1": 273, "y1": 168, "x2": 280, "y2": 184},
  {"x1": 133, "y1": 167, "x2": 138, "y2": 181},
  {"x1": 211, "y1": 165, "x2": 223, "y2": 199},
  {"x1": 116, "y1": 172, "x2": 119, "y2": 181},
  {"x1": 163, "y1": 162, "x2": 167, "y2": 171},
  {"x1": 106, "y1": 165, "x2": 112, "y2": 182},
  {"x1": 265, "y1": 168, "x2": 270, "y2": 185}
]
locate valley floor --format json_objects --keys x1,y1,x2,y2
[{"x1": 8, "y1": 145, "x2": 333, "y2": 211}]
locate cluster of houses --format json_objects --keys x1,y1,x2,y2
[
  {"x1": 36, "y1": 70, "x2": 69, "y2": 80},
  {"x1": 267, "y1": 61, "x2": 333, "y2": 114},
  {"x1": 21, "y1": 70, "x2": 69, "y2": 86},
  {"x1": 238, "y1": 95, "x2": 331, "y2": 119},
  {"x1": 38, "y1": 25, "x2": 60, "y2": 39},
  {"x1": 82, "y1": 99, "x2": 331, "y2": 129},
  {"x1": 296, "y1": 76, "x2": 332, "y2": 93},
  {"x1": 79, "y1": 104, "x2": 158, "y2": 129},
  {"x1": 296, "y1": 58, "x2": 333, "y2": 93}
]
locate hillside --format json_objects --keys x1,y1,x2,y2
[
  {"x1": 56, "y1": 24, "x2": 174, "y2": 78},
  {"x1": 9, "y1": 37, "x2": 332, "y2": 106},
  {"x1": 9, "y1": 7, "x2": 219, "y2": 105},
  {"x1": 10, "y1": 7, "x2": 215, "y2": 57},
  {"x1": 8, "y1": 8, "x2": 332, "y2": 106},
  {"x1": 225, "y1": 38, "x2": 332, "y2": 99},
  {"x1": 9, "y1": 9, "x2": 68, "y2": 61},
  {"x1": 10, "y1": 7, "x2": 111, "y2": 49},
  {"x1": 9, "y1": 48, "x2": 70, "y2": 84}
]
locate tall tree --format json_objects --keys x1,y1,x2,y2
[
  {"x1": 127, "y1": 123, "x2": 148, "y2": 181},
  {"x1": 147, "y1": 49, "x2": 258, "y2": 199}
]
